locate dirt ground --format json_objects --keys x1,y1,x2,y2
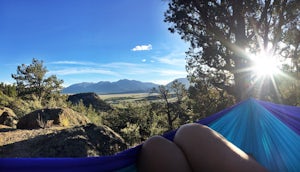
[
  {"x1": 0, "y1": 125, "x2": 66, "y2": 146},
  {"x1": 0, "y1": 124, "x2": 127, "y2": 157}
]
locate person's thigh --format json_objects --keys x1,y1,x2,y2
[
  {"x1": 174, "y1": 123, "x2": 268, "y2": 172},
  {"x1": 137, "y1": 136, "x2": 192, "y2": 172}
]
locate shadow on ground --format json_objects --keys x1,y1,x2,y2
[{"x1": 0, "y1": 124, "x2": 127, "y2": 157}]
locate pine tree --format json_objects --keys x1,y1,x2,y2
[
  {"x1": 165, "y1": 0, "x2": 300, "y2": 101},
  {"x1": 11, "y1": 58, "x2": 63, "y2": 103}
]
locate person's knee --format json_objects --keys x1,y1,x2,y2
[
  {"x1": 175, "y1": 123, "x2": 211, "y2": 143},
  {"x1": 139, "y1": 136, "x2": 173, "y2": 161},
  {"x1": 173, "y1": 123, "x2": 224, "y2": 157},
  {"x1": 138, "y1": 136, "x2": 166, "y2": 171},
  {"x1": 178, "y1": 123, "x2": 210, "y2": 133},
  {"x1": 138, "y1": 136, "x2": 192, "y2": 172},
  {"x1": 173, "y1": 123, "x2": 268, "y2": 172},
  {"x1": 142, "y1": 136, "x2": 168, "y2": 150}
]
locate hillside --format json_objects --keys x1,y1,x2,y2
[
  {"x1": 62, "y1": 79, "x2": 158, "y2": 94},
  {"x1": 0, "y1": 124, "x2": 127, "y2": 157},
  {"x1": 62, "y1": 78, "x2": 190, "y2": 94},
  {"x1": 166, "y1": 78, "x2": 190, "y2": 89}
]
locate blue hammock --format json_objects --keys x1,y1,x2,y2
[{"x1": 1, "y1": 98, "x2": 300, "y2": 172}]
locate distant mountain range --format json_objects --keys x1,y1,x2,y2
[{"x1": 62, "y1": 78, "x2": 190, "y2": 94}]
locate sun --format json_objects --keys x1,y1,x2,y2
[
  {"x1": 250, "y1": 51, "x2": 280, "y2": 77},
  {"x1": 245, "y1": 47, "x2": 288, "y2": 101}
]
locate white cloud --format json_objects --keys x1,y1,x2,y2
[
  {"x1": 153, "y1": 52, "x2": 186, "y2": 66},
  {"x1": 101, "y1": 62, "x2": 142, "y2": 68},
  {"x1": 131, "y1": 44, "x2": 152, "y2": 51},
  {"x1": 102, "y1": 62, "x2": 186, "y2": 78},
  {"x1": 45, "y1": 58, "x2": 187, "y2": 85},
  {"x1": 49, "y1": 61, "x2": 97, "y2": 66},
  {"x1": 157, "y1": 69, "x2": 187, "y2": 76},
  {"x1": 150, "y1": 79, "x2": 173, "y2": 85},
  {"x1": 48, "y1": 67, "x2": 119, "y2": 76},
  {"x1": 2, "y1": 80, "x2": 14, "y2": 85}
]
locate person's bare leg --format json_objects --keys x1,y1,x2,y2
[
  {"x1": 137, "y1": 136, "x2": 192, "y2": 172},
  {"x1": 174, "y1": 123, "x2": 268, "y2": 172}
]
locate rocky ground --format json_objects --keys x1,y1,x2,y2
[
  {"x1": 0, "y1": 124, "x2": 128, "y2": 157},
  {"x1": 0, "y1": 93, "x2": 128, "y2": 158},
  {"x1": 0, "y1": 125, "x2": 66, "y2": 147}
]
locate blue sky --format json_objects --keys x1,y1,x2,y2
[{"x1": 0, "y1": 0, "x2": 188, "y2": 86}]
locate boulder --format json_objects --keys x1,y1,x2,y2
[
  {"x1": 0, "y1": 123, "x2": 128, "y2": 157},
  {"x1": 67, "y1": 92, "x2": 112, "y2": 111},
  {"x1": 17, "y1": 108, "x2": 90, "y2": 129},
  {"x1": 0, "y1": 107, "x2": 18, "y2": 128}
]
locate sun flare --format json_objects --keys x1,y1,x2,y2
[{"x1": 250, "y1": 51, "x2": 280, "y2": 77}]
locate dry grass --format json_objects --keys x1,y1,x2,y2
[
  {"x1": 0, "y1": 126, "x2": 67, "y2": 146},
  {"x1": 99, "y1": 93, "x2": 149, "y2": 100},
  {"x1": 99, "y1": 93, "x2": 162, "y2": 104}
]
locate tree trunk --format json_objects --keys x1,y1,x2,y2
[
  {"x1": 166, "y1": 107, "x2": 173, "y2": 131},
  {"x1": 232, "y1": 0, "x2": 250, "y2": 101}
]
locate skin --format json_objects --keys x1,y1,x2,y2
[{"x1": 138, "y1": 123, "x2": 268, "y2": 172}]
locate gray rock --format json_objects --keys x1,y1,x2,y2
[
  {"x1": 0, "y1": 107, "x2": 18, "y2": 128},
  {"x1": 17, "y1": 108, "x2": 90, "y2": 129},
  {"x1": 67, "y1": 92, "x2": 112, "y2": 111}
]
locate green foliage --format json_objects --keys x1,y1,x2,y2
[
  {"x1": 121, "y1": 122, "x2": 141, "y2": 146},
  {"x1": 269, "y1": 72, "x2": 300, "y2": 106},
  {"x1": 86, "y1": 105, "x2": 103, "y2": 126},
  {"x1": 0, "y1": 88, "x2": 68, "y2": 118},
  {"x1": 0, "y1": 83, "x2": 17, "y2": 108},
  {"x1": 11, "y1": 58, "x2": 63, "y2": 104},
  {"x1": 6, "y1": 97, "x2": 41, "y2": 118},
  {"x1": 70, "y1": 100, "x2": 103, "y2": 126},
  {"x1": 151, "y1": 80, "x2": 191, "y2": 131},
  {"x1": 45, "y1": 95, "x2": 68, "y2": 109},
  {"x1": 0, "y1": 83, "x2": 17, "y2": 98},
  {"x1": 0, "y1": 89, "x2": 37, "y2": 117},
  {"x1": 165, "y1": 0, "x2": 300, "y2": 101},
  {"x1": 0, "y1": 91, "x2": 13, "y2": 107},
  {"x1": 188, "y1": 81, "x2": 235, "y2": 121},
  {"x1": 101, "y1": 102, "x2": 166, "y2": 146},
  {"x1": 148, "y1": 112, "x2": 167, "y2": 136}
]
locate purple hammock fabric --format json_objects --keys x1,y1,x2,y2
[
  {"x1": 258, "y1": 99, "x2": 300, "y2": 135},
  {"x1": 1, "y1": 98, "x2": 300, "y2": 172}
]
